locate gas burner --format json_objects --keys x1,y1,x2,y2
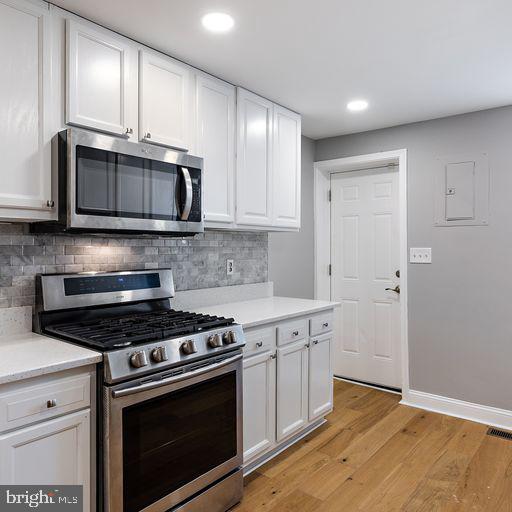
[{"x1": 45, "y1": 310, "x2": 235, "y2": 350}]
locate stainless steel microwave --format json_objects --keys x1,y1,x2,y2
[{"x1": 37, "y1": 128, "x2": 203, "y2": 235}]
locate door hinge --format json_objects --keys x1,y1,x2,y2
[
  {"x1": 328, "y1": 190, "x2": 332, "y2": 202},
  {"x1": 328, "y1": 264, "x2": 332, "y2": 276}
]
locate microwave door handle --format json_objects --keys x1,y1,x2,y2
[
  {"x1": 111, "y1": 353, "x2": 242, "y2": 398},
  {"x1": 178, "y1": 166, "x2": 193, "y2": 221}
]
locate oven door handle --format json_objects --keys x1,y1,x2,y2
[{"x1": 111, "y1": 353, "x2": 242, "y2": 398}]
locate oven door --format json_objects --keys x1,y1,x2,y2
[
  {"x1": 63, "y1": 128, "x2": 203, "y2": 234},
  {"x1": 104, "y1": 353, "x2": 242, "y2": 512}
]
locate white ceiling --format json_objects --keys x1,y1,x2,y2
[{"x1": 51, "y1": 0, "x2": 512, "y2": 139}]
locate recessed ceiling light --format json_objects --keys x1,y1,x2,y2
[
  {"x1": 201, "y1": 12, "x2": 234, "y2": 33},
  {"x1": 347, "y1": 99, "x2": 369, "y2": 112}
]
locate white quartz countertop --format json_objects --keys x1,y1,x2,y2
[
  {"x1": 0, "y1": 332, "x2": 102, "y2": 385},
  {"x1": 196, "y1": 296, "x2": 339, "y2": 329}
]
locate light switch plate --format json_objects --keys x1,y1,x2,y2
[
  {"x1": 226, "y1": 259, "x2": 234, "y2": 275},
  {"x1": 410, "y1": 247, "x2": 432, "y2": 264}
]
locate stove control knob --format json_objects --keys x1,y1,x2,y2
[
  {"x1": 150, "y1": 346, "x2": 168, "y2": 363},
  {"x1": 129, "y1": 350, "x2": 148, "y2": 368},
  {"x1": 181, "y1": 340, "x2": 197, "y2": 355},
  {"x1": 222, "y1": 330, "x2": 237, "y2": 345},
  {"x1": 207, "y1": 333, "x2": 223, "y2": 348}
]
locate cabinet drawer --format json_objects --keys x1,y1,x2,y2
[
  {"x1": 277, "y1": 318, "x2": 308, "y2": 346},
  {"x1": 310, "y1": 312, "x2": 334, "y2": 336},
  {"x1": 0, "y1": 373, "x2": 91, "y2": 433},
  {"x1": 244, "y1": 326, "x2": 276, "y2": 356}
]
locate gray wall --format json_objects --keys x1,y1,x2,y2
[
  {"x1": 0, "y1": 225, "x2": 268, "y2": 309},
  {"x1": 268, "y1": 136, "x2": 315, "y2": 299},
  {"x1": 316, "y1": 105, "x2": 512, "y2": 410}
]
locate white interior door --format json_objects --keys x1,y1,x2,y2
[{"x1": 331, "y1": 167, "x2": 401, "y2": 389}]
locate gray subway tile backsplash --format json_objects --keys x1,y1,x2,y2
[{"x1": 0, "y1": 223, "x2": 268, "y2": 309}]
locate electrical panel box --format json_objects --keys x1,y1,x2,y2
[{"x1": 434, "y1": 152, "x2": 489, "y2": 227}]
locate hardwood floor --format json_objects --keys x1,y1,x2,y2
[{"x1": 233, "y1": 379, "x2": 512, "y2": 511}]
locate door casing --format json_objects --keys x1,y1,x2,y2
[{"x1": 313, "y1": 149, "x2": 409, "y2": 396}]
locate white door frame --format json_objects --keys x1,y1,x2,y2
[{"x1": 313, "y1": 149, "x2": 409, "y2": 396}]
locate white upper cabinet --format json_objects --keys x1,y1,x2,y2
[
  {"x1": 0, "y1": 0, "x2": 53, "y2": 219},
  {"x1": 195, "y1": 74, "x2": 235, "y2": 224},
  {"x1": 272, "y1": 105, "x2": 301, "y2": 229},
  {"x1": 236, "y1": 88, "x2": 273, "y2": 227},
  {"x1": 66, "y1": 19, "x2": 137, "y2": 138},
  {"x1": 139, "y1": 50, "x2": 190, "y2": 150}
]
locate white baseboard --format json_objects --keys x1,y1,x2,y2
[{"x1": 401, "y1": 389, "x2": 512, "y2": 431}]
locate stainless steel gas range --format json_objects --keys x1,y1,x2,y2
[{"x1": 35, "y1": 269, "x2": 244, "y2": 512}]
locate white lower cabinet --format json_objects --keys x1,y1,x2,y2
[
  {"x1": 308, "y1": 334, "x2": 333, "y2": 421},
  {"x1": 276, "y1": 340, "x2": 309, "y2": 441},
  {"x1": 0, "y1": 410, "x2": 90, "y2": 510},
  {"x1": 242, "y1": 310, "x2": 334, "y2": 469},
  {"x1": 243, "y1": 351, "x2": 276, "y2": 463}
]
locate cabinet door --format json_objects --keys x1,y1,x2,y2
[
  {"x1": 273, "y1": 105, "x2": 301, "y2": 229},
  {"x1": 308, "y1": 334, "x2": 333, "y2": 421},
  {"x1": 236, "y1": 88, "x2": 273, "y2": 226},
  {"x1": 276, "y1": 340, "x2": 309, "y2": 441},
  {"x1": 243, "y1": 351, "x2": 276, "y2": 463},
  {"x1": 195, "y1": 74, "x2": 235, "y2": 224},
  {"x1": 0, "y1": 410, "x2": 90, "y2": 511},
  {"x1": 66, "y1": 19, "x2": 137, "y2": 137},
  {"x1": 139, "y1": 50, "x2": 190, "y2": 150},
  {"x1": 0, "y1": 0, "x2": 52, "y2": 215}
]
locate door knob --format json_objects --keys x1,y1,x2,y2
[
  {"x1": 385, "y1": 285, "x2": 400, "y2": 294},
  {"x1": 395, "y1": 269, "x2": 400, "y2": 278}
]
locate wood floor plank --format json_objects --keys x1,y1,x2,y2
[
  {"x1": 401, "y1": 421, "x2": 488, "y2": 511},
  {"x1": 444, "y1": 434, "x2": 512, "y2": 512},
  {"x1": 234, "y1": 382, "x2": 512, "y2": 512}
]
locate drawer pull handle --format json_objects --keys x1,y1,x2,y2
[
  {"x1": 292, "y1": 330, "x2": 299, "y2": 336},
  {"x1": 46, "y1": 399, "x2": 57, "y2": 408},
  {"x1": 256, "y1": 341, "x2": 263, "y2": 348},
  {"x1": 323, "y1": 322, "x2": 329, "y2": 328},
  {"x1": 270, "y1": 354, "x2": 277, "y2": 360}
]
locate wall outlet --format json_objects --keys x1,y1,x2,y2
[
  {"x1": 226, "y1": 259, "x2": 234, "y2": 275},
  {"x1": 410, "y1": 247, "x2": 432, "y2": 264}
]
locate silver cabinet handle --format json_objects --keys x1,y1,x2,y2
[
  {"x1": 256, "y1": 341, "x2": 263, "y2": 348},
  {"x1": 177, "y1": 167, "x2": 193, "y2": 221},
  {"x1": 125, "y1": 127, "x2": 133, "y2": 135},
  {"x1": 46, "y1": 200, "x2": 55, "y2": 208},
  {"x1": 145, "y1": 132, "x2": 152, "y2": 139},
  {"x1": 46, "y1": 399, "x2": 57, "y2": 408},
  {"x1": 270, "y1": 353, "x2": 277, "y2": 360},
  {"x1": 292, "y1": 330, "x2": 299, "y2": 336}
]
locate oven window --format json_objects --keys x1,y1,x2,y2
[{"x1": 122, "y1": 372, "x2": 237, "y2": 512}]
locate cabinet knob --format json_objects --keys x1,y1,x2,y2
[
  {"x1": 125, "y1": 127, "x2": 133, "y2": 135},
  {"x1": 46, "y1": 399, "x2": 57, "y2": 408},
  {"x1": 292, "y1": 330, "x2": 299, "y2": 336},
  {"x1": 270, "y1": 353, "x2": 277, "y2": 360},
  {"x1": 46, "y1": 200, "x2": 55, "y2": 208},
  {"x1": 305, "y1": 343, "x2": 310, "y2": 348},
  {"x1": 313, "y1": 340, "x2": 319, "y2": 345},
  {"x1": 145, "y1": 132, "x2": 152, "y2": 139},
  {"x1": 256, "y1": 341, "x2": 263, "y2": 348},
  {"x1": 323, "y1": 322, "x2": 329, "y2": 328}
]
